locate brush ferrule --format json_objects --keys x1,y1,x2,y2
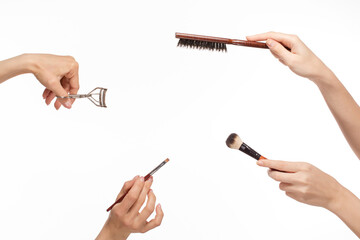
[{"x1": 239, "y1": 142, "x2": 262, "y2": 160}]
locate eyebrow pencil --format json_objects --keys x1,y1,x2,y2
[
  {"x1": 226, "y1": 133, "x2": 266, "y2": 160},
  {"x1": 176, "y1": 32, "x2": 268, "y2": 52},
  {"x1": 106, "y1": 158, "x2": 170, "y2": 212}
]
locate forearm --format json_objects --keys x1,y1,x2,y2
[
  {"x1": 328, "y1": 185, "x2": 360, "y2": 238},
  {"x1": 314, "y1": 70, "x2": 360, "y2": 159},
  {"x1": 0, "y1": 54, "x2": 34, "y2": 83}
]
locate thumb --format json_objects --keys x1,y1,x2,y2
[
  {"x1": 48, "y1": 79, "x2": 72, "y2": 109},
  {"x1": 266, "y1": 39, "x2": 293, "y2": 65}
]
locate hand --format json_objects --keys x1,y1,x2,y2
[
  {"x1": 246, "y1": 32, "x2": 333, "y2": 84},
  {"x1": 96, "y1": 176, "x2": 164, "y2": 240},
  {"x1": 257, "y1": 159, "x2": 343, "y2": 210},
  {"x1": 24, "y1": 54, "x2": 80, "y2": 110}
]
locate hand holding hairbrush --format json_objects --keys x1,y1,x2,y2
[{"x1": 176, "y1": 32, "x2": 290, "y2": 52}]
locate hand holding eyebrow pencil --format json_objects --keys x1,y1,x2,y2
[
  {"x1": 107, "y1": 158, "x2": 169, "y2": 211},
  {"x1": 96, "y1": 159, "x2": 169, "y2": 240}
]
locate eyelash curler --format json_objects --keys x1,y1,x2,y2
[{"x1": 57, "y1": 87, "x2": 107, "y2": 108}]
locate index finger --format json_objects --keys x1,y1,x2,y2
[
  {"x1": 68, "y1": 66, "x2": 80, "y2": 105},
  {"x1": 116, "y1": 177, "x2": 145, "y2": 214},
  {"x1": 257, "y1": 159, "x2": 301, "y2": 172},
  {"x1": 246, "y1": 32, "x2": 295, "y2": 49}
]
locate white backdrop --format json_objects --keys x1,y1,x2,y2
[{"x1": 0, "y1": 0, "x2": 359, "y2": 239}]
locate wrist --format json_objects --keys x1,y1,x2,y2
[
  {"x1": 326, "y1": 183, "x2": 347, "y2": 214},
  {"x1": 18, "y1": 54, "x2": 40, "y2": 75},
  {"x1": 310, "y1": 66, "x2": 339, "y2": 90},
  {"x1": 96, "y1": 220, "x2": 130, "y2": 240}
]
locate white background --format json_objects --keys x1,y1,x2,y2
[{"x1": 0, "y1": 0, "x2": 359, "y2": 239}]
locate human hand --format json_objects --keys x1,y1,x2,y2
[
  {"x1": 23, "y1": 54, "x2": 79, "y2": 110},
  {"x1": 257, "y1": 159, "x2": 343, "y2": 210},
  {"x1": 246, "y1": 32, "x2": 333, "y2": 85},
  {"x1": 96, "y1": 176, "x2": 164, "y2": 240}
]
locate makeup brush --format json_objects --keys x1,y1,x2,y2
[
  {"x1": 226, "y1": 133, "x2": 266, "y2": 160},
  {"x1": 176, "y1": 32, "x2": 268, "y2": 52},
  {"x1": 106, "y1": 158, "x2": 170, "y2": 212}
]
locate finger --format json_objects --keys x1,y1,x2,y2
[
  {"x1": 138, "y1": 188, "x2": 156, "y2": 221},
  {"x1": 279, "y1": 182, "x2": 296, "y2": 192},
  {"x1": 257, "y1": 159, "x2": 301, "y2": 172},
  {"x1": 47, "y1": 78, "x2": 72, "y2": 109},
  {"x1": 54, "y1": 79, "x2": 70, "y2": 110},
  {"x1": 54, "y1": 100, "x2": 62, "y2": 110},
  {"x1": 45, "y1": 91, "x2": 56, "y2": 105},
  {"x1": 116, "y1": 177, "x2": 145, "y2": 215},
  {"x1": 266, "y1": 39, "x2": 294, "y2": 64},
  {"x1": 268, "y1": 169, "x2": 297, "y2": 183},
  {"x1": 141, "y1": 204, "x2": 164, "y2": 233},
  {"x1": 129, "y1": 176, "x2": 153, "y2": 217},
  {"x1": 65, "y1": 62, "x2": 80, "y2": 105},
  {"x1": 116, "y1": 176, "x2": 139, "y2": 200},
  {"x1": 43, "y1": 88, "x2": 51, "y2": 99},
  {"x1": 246, "y1": 32, "x2": 295, "y2": 48}
]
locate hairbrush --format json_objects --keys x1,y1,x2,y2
[{"x1": 176, "y1": 32, "x2": 268, "y2": 52}]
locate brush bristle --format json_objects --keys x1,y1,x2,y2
[
  {"x1": 165, "y1": 158, "x2": 169, "y2": 163},
  {"x1": 177, "y1": 38, "x2": 227, "y2": 52},
  {"x1": 226, "y1": 133, "x2": 243, "y2": 149}
]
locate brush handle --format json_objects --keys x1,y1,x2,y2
[
  {"x1": 231, "y1": 39, "x2": 268, "y2": 49},
  {"x1": 175, "y1": 32, "x2": 268, "y2": 49},
  {"x1": 106, "y1": 190, "x2": 129, "y2": 212},
  {"x1": 239, "y1": 142, "x2": 266, "y2": 160}
]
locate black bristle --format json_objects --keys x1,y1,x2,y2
[{"x1": 177, "y1": 38, "x2": 227, "y2": 52}]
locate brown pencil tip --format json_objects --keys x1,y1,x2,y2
[
  {"x1": 165, "y1": 158, "x2": 169, "y2": 163},
  {"x1": 226, "y1": 133, "x2": 243, "y2": 149}
]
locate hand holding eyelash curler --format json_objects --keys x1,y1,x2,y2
[{"x1": 57, "y1": 87, "x2": 107, "y2": 107}]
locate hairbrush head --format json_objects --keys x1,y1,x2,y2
[
  {"x1": 226, "y1": 133, "x2": 243, "y2": 149},
  {"x1": 177, "y1": 38, "x2": 227, "y2": 52}
]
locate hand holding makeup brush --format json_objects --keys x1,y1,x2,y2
[
  {"x1": 257, "y1": 159, "x2": 360, "y2": 238},
  {"x1": 96, "y1": 176, "x2": 164, "y2": 240}
]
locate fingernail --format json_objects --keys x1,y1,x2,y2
[
  {"x1": 140, "y1": 177, "x2": 144, "y2": 182},
  {"x1": 148, "y1": 176, "x2": 153, "y2": 182},
  {"x1": 64, "y1": 101, "x2": 72, "y2": 109},
  {"x1": 133, "y1": 175, "x2": 138, "y2": 180},
  {"x1": 267, "y1": 39, "x2": 275, "y2": 47},
  {"x1": 158, "y1": 203, "x2": 162, "y2": 209},
  {"x1": 257, "y1": 160, "x2": 264, "y2": 166}
]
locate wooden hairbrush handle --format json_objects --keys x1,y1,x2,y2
[{"x1": 230, "y1": 39, "x2": 268, "y2": 49}]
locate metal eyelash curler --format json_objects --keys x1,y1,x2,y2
[{"x1": 57, "y1": 87, "x2": 107, "y2": 108}]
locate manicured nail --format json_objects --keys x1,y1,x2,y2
[
  {"x1": 64, "y1": 101, "x2": 72, "y2": 109},
  {"x1": 140, "y1": 176, "x2": 144, "y2": 182},
  {"x1": 148, "y1": 176, "x2": 153, "y2": 182},
  {"x1": 266, "y1": 39, "x2": 275, "y2": 47},
  {"x1": 158, "y1": 203, "x2": 162, "y2": 209},
  {"x1": 133, "y1": 175, "x2": 139, "y2": 180},
  {"x1": 257, "y1": 160, "x2": 264, "y2": 166}
]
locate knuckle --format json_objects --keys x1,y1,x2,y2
[
  {"x1": 302, "y1": 163, "x2": 312, "y2": 171},
  {"x1": 128, "y1": 193, "x2": 137, "y2": 201},
  {"x1": 145, "y1": 204, "x2": 155, "y2": 213},
  {"x1": 123, "y1": 219, "x2": 133, "y2": 228},
  {"x1": 140, "y1": 229, "x2": 147, "y2": 234},
  {"x1": 156, "y1": 218, "x2": 162, "y2": 226}
]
